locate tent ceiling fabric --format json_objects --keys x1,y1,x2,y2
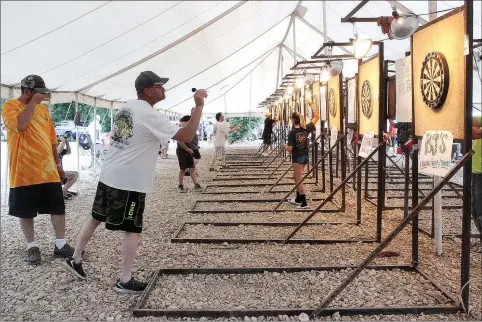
[{"x1": 1, "y1": 1, "x2": 481, "y2": 115}]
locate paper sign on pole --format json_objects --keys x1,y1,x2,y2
[
  {"x1": 358, "y1": 131, "x2": 375, "y2": 158},
  {"x1": 395, "y1": 56, "x2": 412, "y2": 122},
  {"x1": 419, "y1": 131, "x2": 454, "y2": 177},
  {"x1": 347, "y1": 78, "x2": 356, "y2": 124},
  {"x1": 330, "y1": 126, "x2": 338, "y2": 147},
  {"x1": 320, "y1": 86, "x2": 327, "y2": 121}
]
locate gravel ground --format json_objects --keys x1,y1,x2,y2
[
  {"x1": 1, "y1": 144, "x2": 480, "y2": 321},
  {"x1": 145, "y1": 269, "x2": 449, "y2": 309}
]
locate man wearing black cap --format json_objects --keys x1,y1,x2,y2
[
  {"x1": 63, "y1": 71, "x2": 207, "y2": 294},
  {"x1": 2, "y1": 75, "x2": 75, "y2": 265}
]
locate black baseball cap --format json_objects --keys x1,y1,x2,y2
[
  {"x1": 20, "y1": 75, "x2": 50, "y2": 94},
  {"x1": 135, "y1": 71, "x2": 168, "y2": 93}
]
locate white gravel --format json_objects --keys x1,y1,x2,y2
[{"x1": 1, "y1": 143, "x2": 480, "y2": 321}]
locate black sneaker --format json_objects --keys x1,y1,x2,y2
[
  {"x1": 54, "y1": 243, "x2": 75, "y2": 258},
  {"x1": 62, "y1": 258, "x2": 87, "y2": 280},
  {"x1": 114, "y1": 278, "x2": 147, "y2": 294},
  {"x1": 26, "y1": 247, "x2": 41, "y2": 265},
  {"x1": 296, "y1": 202, "x2": 310, "y2": 210},
  {"x1": 177, "y1": 184, "x2": 187, "y2": 193},
  {"x1": 287, "y1": 198, "x2": 301, "y2": 205},
  {"x1": 193, "y1": 183, "x2": 203, "y2": 192}
]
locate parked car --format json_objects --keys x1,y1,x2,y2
[
  {"x1": 1, "y1": 122, "x2": 6, "y2": 142},
  {"x1": 55, "y1": 120, "x2": 86, "y2": 140}
]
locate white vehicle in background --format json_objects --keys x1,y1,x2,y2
[{"x1": 1, "y1": 119, "x2": 6, "y2": 142}]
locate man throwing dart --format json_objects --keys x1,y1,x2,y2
[{"x1": 63, "y1": 71, "x2": 206, "y2": 294}]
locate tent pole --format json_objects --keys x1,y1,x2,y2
[
  {"x1": 75, "y1": 93, "x2": 80, "y2": 178},
  {"x1": 110, "y1": 101, "x2": 114, "y2": 133},
  {"x1": 323, "y1": 1, "x2": 328, "y2": 54},
  {"x1": 276, "y1": 45, "x2": 282, "y2": 89},
  {"x1": 293, "y1": 15, "x2": 297, "y2": 65},
  {"x1": 93, "y1": 98, "x2": 97, "y2": 172},
  {"x1": 2, "y1": 87, "x2": 14, "y2": 204},
  {"x1": 249, "y1": 72, "x2": 252, "y2": 114}
]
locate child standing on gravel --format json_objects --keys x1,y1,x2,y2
[{"x1": 177, "y1": 115, "x2": 202, "y2": 193}]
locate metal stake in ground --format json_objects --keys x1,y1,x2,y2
[{"x1": 310, "y1": 150, "x2": 474, "y2": 318}]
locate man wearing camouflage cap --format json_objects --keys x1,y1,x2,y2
[{"x1": 2, "y1": 75, "x2": 76, "y2": 265}]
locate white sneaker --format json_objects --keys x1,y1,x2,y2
[{"x1": 287, "y1": 198, "x2": 301, "y2": 205}]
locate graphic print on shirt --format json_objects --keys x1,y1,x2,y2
[
  {"x1": 112, "y1": 109, "x2": 134, "y2": 149},
  {"x1": 295, "y1": 131, "x2": 309, "y2": 151}
]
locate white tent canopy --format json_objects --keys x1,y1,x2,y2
[{"x1": 1, "y1": 1, "x2": 481, "y2": 115}]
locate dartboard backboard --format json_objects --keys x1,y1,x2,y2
[
  {"x1": 327, "y1": 74, "x2": 341, "y2": 130},
  {"x1": 413, "y1": 9, "x2": 465, "y2": 140},
  {"x1": 358, "y1": 54, "x2": 380, "y2": 135}
]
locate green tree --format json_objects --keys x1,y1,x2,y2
[
  {"x1": 50, "y1": 101, "x2": 115, "y2": 133},
  {"x1": 227, "y1": 117, "x2": 262, "y2": 144}
]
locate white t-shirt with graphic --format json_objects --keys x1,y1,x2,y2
[
  {"x1": 99, "y1": 99, "x2": 179, "y2": 193},
  {"x1": 213, "y1": 121, "x2": 230, "y2": 147}
]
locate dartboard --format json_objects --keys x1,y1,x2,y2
[
  {"x1": 420, "y1": 51, "x2": 449, "y2": 109},
  {"x1": 328, "y1": 88, "x2": 336, "y2": 117},
  {"x1": 361, "y1": 80, "x2": 372, "y2": 118}
]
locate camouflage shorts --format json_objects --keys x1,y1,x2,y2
[{"x1": 92, "y1": 181, "x2": 146, "y2": 233}]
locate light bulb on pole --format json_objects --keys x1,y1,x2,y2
[
  {"x1": 320, "y1": 66, "x2": 331, "y2": 82},
  {"x1": 295, "y1": 77, "x2": 305, "y2": 89},
  {"x1": 353, "y1": 37, "x2": 373, "y2": 60}
]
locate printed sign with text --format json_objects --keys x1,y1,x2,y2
[
  {"x1": 358, "y1": 131, "x2": 375, "y2": 158},
  {"x1": 419, "y1": 131, "x2": 454, "y2": 177},
  {"x1": 330, "y1": 126, "x2": 338, "y2": 147}
]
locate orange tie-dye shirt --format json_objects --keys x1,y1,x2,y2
[{"x1": 2, "y1": 99, "x2": 60, "y2": 188}]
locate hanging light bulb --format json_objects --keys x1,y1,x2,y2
[
  {"x1": 353, "y1": 37, "x2": 372, "y2": 60},
  {"x1": 389, "y1": 8, "x2": 419, "y2": 40},
  {"x1": 287, "y1": 86, "x2": 294, "y2": 95},
  {"x1": 352, "y1": 25, "x2": 372, "y2": 60},
  {"x1": 319, "y1": 66, "x2": 331, "y2": 82},
  {"x1": 295, "y1": 77, "x2": 305, "y2": 89},
  {"x1": 328, "y1": 60, "x2": 343, "y2": 77}
]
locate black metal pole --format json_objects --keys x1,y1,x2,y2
[
  {"x1": 411, "y1": 142, "x2": 419, "y2": 266},
  {"x1": 357, "y1": 154, "x2": 362, "y2": 224},
  {"x1": 321, "y1": 127, "x2": 326, "y2": 193},
  {"x1": 340, "y1": 131, "x2": 347, "y2": 211},
  {"x1": 403, "y1": 148, "x2": 410, "y2": 218},
  {"x1": 376, "y1": 43, "x2": 386, "y2": 243},
  {"x1": 329, "y1": 140, "x2": 334, "y2": 193},
  {"x1": 461, "y1": 0, "x2": 473, "y2": 311},
  {"x1": 310, "y1": 151, "x2": 474, "y2": 318}
]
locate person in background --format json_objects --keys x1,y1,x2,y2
[
  {"x1": 471, "y1": 115, "x2": 482, "y2": 251},
  {"x1": 2, "y1": 75, "x2": 75, "y2": 265},
  {"x1": 388, "y1": 118, "x2": 398, "y2": 157},
  {"x1": 159, "y1": 140, "x2": 169, "y2": 159},
  {"x1": 63, "y1": 71, "x2": 206, "y2": 293},
  {"x1": 88, "y1": 114, "x2": 102, "y2": 159},
  {"x1": 282, "y1": 100, "x2": 319, "y2": 209},
  {"x1": 261, "y1": 112, "x2": 277, "y2": 156},
  {"x1": 209, "y1": 112, "x2": 241, "y2": 171},
  {"x1": 176, "y1": 115, "x2": 202, "y2": 192},
  {"x1": 57, "y1": 134, "x2": 79, "y2": 199},
  {"x1": 185, "y1": 107, "x2": 201, "y2": 176}
]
